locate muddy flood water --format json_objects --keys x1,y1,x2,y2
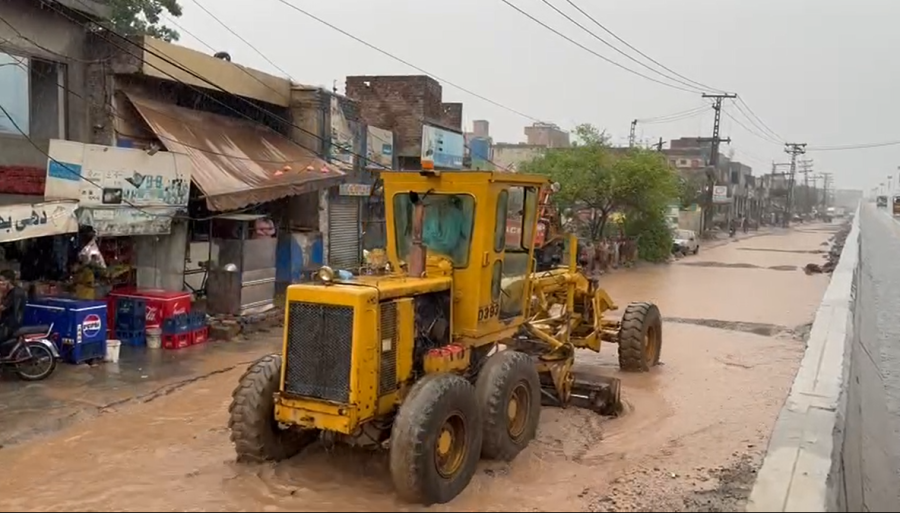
[{"x1": 0, "y1": 225, "x2": 840, "y2": 512}]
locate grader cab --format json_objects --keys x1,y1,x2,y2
[{"x1": 228, "y1": 170, "x2": 663, "y2": 505}]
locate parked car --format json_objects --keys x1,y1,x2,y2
[{"x1": 673, "y1": 229, "x2": 699, "y2": 255}]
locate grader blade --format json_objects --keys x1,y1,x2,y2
[{"x1": 568, "y1": 371, "x2": 622, "y2": 417}]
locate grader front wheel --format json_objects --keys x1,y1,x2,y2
[
  {"x1": 389, "y1": 373, "x2": 483, "y2": 505},
  {"x1": 618, "y1": 302, "x2": 663, "y2": 372},
  {"x1": 228, "y1": 354, "x2": 319, "y2": 462},
  {"x1": 475, "y1": 350, "x2": 541, "y2": 461}
]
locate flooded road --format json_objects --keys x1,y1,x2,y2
[{"x1": 0, "y1": 225, "x2": 839, "y2": 512}]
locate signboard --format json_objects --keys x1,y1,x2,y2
[
  {"x1": 0, "y1": 200, "x2": 79, "y2": 243},
  {"x1": 46, "y1": 140, "x2": 191, "y2": 207},
  {"x1": 76, "y1": 206, "x2": 178, "y2": 237},
  {"x1": 421, "y1": 125, "x2": 464, "y2": 170},
  {"x1": 366, "y1": 126, "x2": 393, "y2": 169},
  {"x1": 339, "y1": 183, "x2": 373, "y2": 197},
  {"x1": 712, "y1": 185, "x2": 730, "y2": 204}
]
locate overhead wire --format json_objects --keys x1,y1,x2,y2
[
  {"x1": 561, "y1": 0, "x2": 726, "y2": 94},
  {"x1": 535, "y1": 0, "x2": 706, "y2": 93},
  {"x1": 497, "y1": 0, "x2": 700, "y2": 94},
  {"x1": 637, "y1": 105, "x2": 709, "y2": 124}
]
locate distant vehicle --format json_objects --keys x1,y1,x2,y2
[
  {"x1": 673, "y1": 229, "x2": 699, "y2": 255},
  {"x1": 877, "y1": 195, "x2": 888, "y2": 208},
  {"x1": 893, "y1": 196, "x2": 900, "y2": 216}
]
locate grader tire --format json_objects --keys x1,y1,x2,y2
[
  {"x1": 618, "y1": 302, "x2": 663, "y2": 372},
  {"x1": 475, "y1": 350, "x2": 541, "y2": 461},
  {"x1": 389, "y1": 373, "x2": 482, "y2": 505},
  {"x1": 228, "y1": 354, "x2": 318, "y2": 463}
]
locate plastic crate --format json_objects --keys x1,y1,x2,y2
[
  {"x1": 188, "y1": 312, "x2": 207, "y2": 330},
  {"x1": 162, "y1": 332, "x2": 191, "y2": 350},
  {"x1": 116, "y1": 329, "x2": 146, "y2": 347},
  {"x1": 115, "y1": 298, "x2": 147, "y2": 331},
  {"x1": 190, "y1": 326, "x2": 209, "y2": 345},
  {"x1": 162, "y1": 313, "x2": 191, "y2": 335}
]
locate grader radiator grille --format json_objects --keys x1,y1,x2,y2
[
  {"x1": 379, "y1": 301, "x2": 398, "y2": 395},
  {"x1": 284, "y1": 302, "x2": 353, "y2": 402}
]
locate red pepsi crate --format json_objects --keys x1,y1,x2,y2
[
  {"x1": 190, "y1": 326, "x2": 209, "y2": 345},
  {"x1": 162, "y1": 332, "x2": 191, "y2": 350}
]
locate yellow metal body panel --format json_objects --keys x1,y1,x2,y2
[{"x1": 276, "y1": 282, "x2": 378, "y2": 434}]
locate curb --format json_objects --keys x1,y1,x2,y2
[{"x1": 746, "y1": 211, "x2": 859, "y2": 512}]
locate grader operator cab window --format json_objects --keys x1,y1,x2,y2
[{"x1": 393, "y1": 192, "x2": 475, "y2": 267}]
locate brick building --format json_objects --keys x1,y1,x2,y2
[{"x1": 345, "y1": 75, "x2": 462, "y2": 168}]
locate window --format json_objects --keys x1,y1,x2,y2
[
  {"x1": 504, "y1": 186, "x2": 538, "y2": 252},
  {"x1": 0, "y1": 51, "x2": 66, "y2": 139},
  {"x1": 0, "y1": 52, "x2": 30, "y2": 135},
  {"x1": 393, "y1": 192, "x2": 475, "y2": 267},
  {"x1": 493, "y1": 190, "x2": 508, "y2": 252}
]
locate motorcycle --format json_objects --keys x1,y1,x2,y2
[{"x1": 0, "y1": 324, "x2": 59, "y2": 381}]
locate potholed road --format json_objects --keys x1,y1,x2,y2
[{"x1": 0, "y1": 225, "x2": 840, "y2": 512}]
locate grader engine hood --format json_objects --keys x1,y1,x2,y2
[{"x1": 277, "y1": 275, "x2": 451, "y2": 434}]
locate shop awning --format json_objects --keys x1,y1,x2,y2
[
  {"x1": 0, "y1": 196, "x2": 79, "y2": 244},
  {"x1": 126, "y1": 94, "x2": 346, "y2": 212}
]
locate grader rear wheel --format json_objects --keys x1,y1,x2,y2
[
  {"x1": 475, "y1": 350, "x2": 541, "y2": 461},
  {"x1": 617, "y1": 302, "x2": 663, "y2": 372},
  {"x1": 389, "y1": 373, "x2": 483, "y2": 505},
  {"x1": 228, "y1": 354, "x2": 319, "y2": 462}
]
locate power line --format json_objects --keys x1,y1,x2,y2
[
  {"x1": 497, "y1": 0, "x2": 699, "y2": 94},
  {"x1": 736, "y1": 96, "x2": 784, "y2": 142},
  {"x1": 808, "y1": 140, "x2": 900, "y2": 151},
  {"x1": 535, "y1": 0, "x2": 705, "y2": 92},
  {"x1": 638, "y1": 105, "x2": 708, "y2": 124},
  {"x1": 270, "y1": 0, "x2": 545, "y2": 123},
  {"x1": 729, "y1": 99, "x2": 783, "y2": 144},
  {"x1": 561, "y1": 0, "x2": 725, "y2": 94}
]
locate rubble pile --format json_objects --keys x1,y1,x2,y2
[{"x1": 804, "y1": 222, "x2": 852, "y2": 275}]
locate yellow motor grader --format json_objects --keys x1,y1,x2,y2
[{"x1": 228, "y1": 169, "x2": 663, "y2": 505}]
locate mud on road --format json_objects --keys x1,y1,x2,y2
[{"x1": 0, "y1": 225, "x2": 839, "y2": 512}]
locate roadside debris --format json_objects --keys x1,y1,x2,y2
[{"x1": 804, "y1": 222, "x2": 851, "y2": 275}]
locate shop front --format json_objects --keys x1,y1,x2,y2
[{"x1": 124, "y1": 93, "x2": 345, "y2": 316}]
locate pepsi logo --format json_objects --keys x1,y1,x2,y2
[{"x1": 82, "y1": 314, "x2": 102, "y2": 337}]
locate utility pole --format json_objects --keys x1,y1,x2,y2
[
  {"x1": 821, "y1": 172, "x2": 833, "y2": 207},
  {"x1": 629, "y1": 120, "x2": 637, "y2": 148},
  {"x1": 798, "y1": 159, "x2": 814, "y2": 213},
  {"x1": 784, "y1": 143, "x2": 807, "y2": 226},
  {"x1": 656, "y1": 137, "x2": 663, "y2": 152},
  {"x1": 700, "y1": 93, "x2": 736, "y2": 232}
]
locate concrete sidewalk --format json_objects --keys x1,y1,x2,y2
[{"x1": 0, "y1": 331, "x2": 281, "y2": 447}]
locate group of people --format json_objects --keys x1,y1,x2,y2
[{"x1": 580, "y1": 235, "x2": 638, "y2": 276}]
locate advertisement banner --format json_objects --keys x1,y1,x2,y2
[
  {"x1": 421, "y1": 125, "x2": 464, "y2": 170},
  {"x1": 366, "y1": 126, "x2": 394, "y2": 169},
  {"x1": 77, "y1": 206, "x2": 178, "y2": 237},
  {"x1": 0, "y1": 200, "x2": 79, "y2": 243},
  {"x1": 46, "y1": 140, "x2": 191, "y2": 207},
  {"x1": 712, "y1": 185, "x2": 730, "y2": 204},
  {"x1": 329, "y1": 96, "x2": 355, "y2": 169}
]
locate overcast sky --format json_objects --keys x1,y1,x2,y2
[{"x1": 169, "y1": 0, "x2": 900, "y2": 191}]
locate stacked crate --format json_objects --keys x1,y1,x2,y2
[
  {"x1": 161, "y1": 311, "x2": 208, "y2": 350},
  {"x1": 114, "y1": 298, "x2": 147, "y2": 346}
]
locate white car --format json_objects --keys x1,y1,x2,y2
[{"x1": 673, "y1": 229, "x2": 699, "y2": 255}]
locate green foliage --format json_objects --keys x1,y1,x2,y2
[
  {"x1": 521, "y1": 123, "x2": 679, "y2": 249},
  {"x1": 108, "y1": 0, "x2": 183, "y2": 42},
  {"x1": 678, "y1": 173, "x2": 707, "y2": 208},
  {"x1": 622, "y1": 209, "x2": 674, "y2": 263}
]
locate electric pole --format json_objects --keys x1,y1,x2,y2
[
  {"x1": 629, "y1": 119, "x2": 637, "y2": 148},
  {"x1": 700, "y1": 93, "x2": 737, "y2": 232},
  {"x1": 798, "y1": 159, "x2": 814, "y2": 213},
  {"x1": 656, "y1": 137, "x2": 663, "y2": 152},
  {"x1": 784, "y1": 143, "x2": 807, "y2": 226},
  {"x1": 821, "y1": 172, "x2": 833, "y2": 207}
]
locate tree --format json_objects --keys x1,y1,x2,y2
[
  {"x1": 108, "y1": 0, "x2": 183, "y2": 42},
  {"x1": 521, "y1": 123, "x2": 679, "y2": 246}
]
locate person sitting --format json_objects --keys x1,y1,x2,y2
[{"x1": 0, "y1": 269, "x2": 28, "y2": 357}]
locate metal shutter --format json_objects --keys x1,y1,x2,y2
[{"x1": 328, "y1": 196, "x2": 360, "y2": 269}]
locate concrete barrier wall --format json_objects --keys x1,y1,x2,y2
[
  {"x1": 747, "y1": 211, "x2": 860, "y2": 512},
  {"x1": 834, "y1": 206, "x2": 900, "y2": 511}
]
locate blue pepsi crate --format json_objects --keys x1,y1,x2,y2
[
  {"x1": 115, "y1": 297, "x2": 147, "y2": 331},
  {"x1": 116, "y1": 329, "x2": 146, "y2": 347},
  {"x1": 188, "y1": 311, "x2": 207, "y2": 330},
  {"x1": 162, "y1": 313, "x2": 191, "y2": 335}
]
